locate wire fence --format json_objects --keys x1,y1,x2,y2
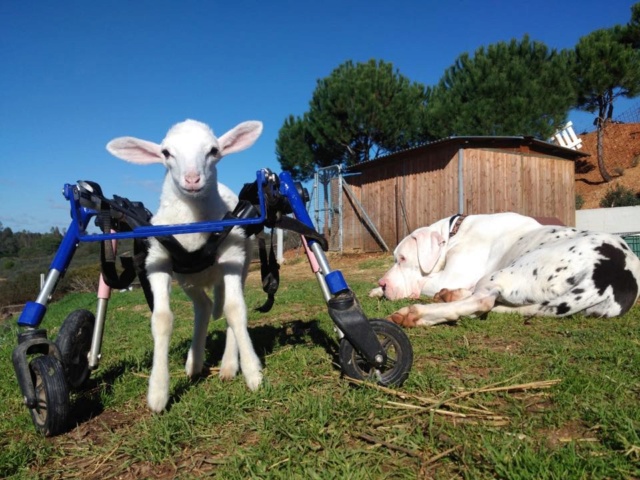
[{"x1": 615, "y1": 101, "x2": 640, "y2": 124}]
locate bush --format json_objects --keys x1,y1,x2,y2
[
  {"x1": 575, "y1": 194, "x2": 585, "y2": 210},
  {"x1": 599, "y1": 184, "x2": 640, "y2": 208},
  {"x1": 59, "y1": 263, "x2": 101, "y2": 294},
  {"x1": 0, "y1": 272, "x2": 41, "y2": 307}
]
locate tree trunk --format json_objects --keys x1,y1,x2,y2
[{"x1": 597, "y1": 120, "x2": 612, "y2": 182}]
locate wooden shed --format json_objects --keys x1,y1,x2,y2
[{"x1": 340, "y1": 136, "x2": 587, "y2": 252}]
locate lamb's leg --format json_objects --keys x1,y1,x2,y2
[
  {"x1": 221, "y1": 273, "x2": 262, "y2": 390},
  {"x1": 211, "y1": 280, "x2": 240, "y2": 380},
  {"x1": 219, "y1": 327, "x2": 239, "y2": 381},
  {"x1": 183, "y1": 287, "x2": 213, "y2": 378},
  {"x1": 147, "y1": 270, "x2": 174, "y2": 412}
]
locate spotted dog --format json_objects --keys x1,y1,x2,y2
[{"x1": 369, "y1": 212, "x2": 640, "y2": 327}]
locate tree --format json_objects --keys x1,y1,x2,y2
[
  {"x1": 621, "y1": 2, "x2": 640, "y2": 48},
  {"x1": 276, "y1": 59, "x2": 430, "y2": 180},
  {"x1": 425, "y1": 36, "x2": 575, "y2": 140},
  {"x1": 275, "y1": 115, "x2": 316, "y2": 181},
  {"x1": 0, "y1": 224, "x2": 18, "y2": 257},
  {"x1": 573, "y1": 26, "x2": 640, "y2": 182}
]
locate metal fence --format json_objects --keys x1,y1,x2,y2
[{"x1": 312, "y1": 165, "x2": 343, "y2": 251}]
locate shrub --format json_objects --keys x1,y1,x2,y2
[
  {"x1": 575, "y1": 194, "x2": 585, "y2": 210},
  {"x1": 599, "y1": 183, "x2": 640, "y2": 208},
  {"x1": 59, "y1": 263, "x2": 101, "y2": 294}
]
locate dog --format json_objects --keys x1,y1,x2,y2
[{"x1": 369, "y1": 212, "x2": 640, "y2": 327}]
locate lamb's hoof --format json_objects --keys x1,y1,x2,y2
[
  {"x1": 244, "y1": 370, "x2": 263, "y2": 391},
  {"x1": 147, "y1": 388, "x2": 169, "y2": 413},
  {"x1": 219, "y1": 364, "x2": 238, "y2": 382},
  {"x1": 148, "y1": 371, "x2": 170, "y2": 412},
  {"x1": 388, "y1": 307, "x2": 421, "y2": 328}
]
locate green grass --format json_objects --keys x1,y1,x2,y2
[{"x1": 1, "y1": 256, "x2": 639, "y2": 479}]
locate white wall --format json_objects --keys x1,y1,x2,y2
[{"x1": 576, "y1": 206, "x2": 640, "y2": 235}]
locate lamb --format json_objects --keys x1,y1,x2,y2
[{"x1": 106, "y1": 119, "x2": 263, "y2": 412}]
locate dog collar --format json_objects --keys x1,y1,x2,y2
[{"x1": 449, "y1": 214, "x2": 466, "y2": 238}]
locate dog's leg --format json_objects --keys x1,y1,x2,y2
[{"x1": 389, "y1": 288, "x2": 499, "y2": 327}]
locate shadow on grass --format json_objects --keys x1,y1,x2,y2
[
  {"x1": 70, "y1": 352, "x2": 153, "y2": 429},
  {"x1": 67, "y1": 319, "x2": 340, "y2": 423},
  {"x1": 165, "y1": 319, "x2": 339, "y2": 410}
]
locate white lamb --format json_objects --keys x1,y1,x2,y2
[{"x1": 106, "y1": 119, "x2": 263, "y2": 412}]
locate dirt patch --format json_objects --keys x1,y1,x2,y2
[
  {"x1": 539, "y1": 420, "x2": 597, "y2": 449},
  {"x1": 575, "y1": 122, "x2": 640, "y2": 209}
]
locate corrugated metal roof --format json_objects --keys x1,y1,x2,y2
[{"x1": 347, "y1": 135, "x2": 588, "y2": 172}]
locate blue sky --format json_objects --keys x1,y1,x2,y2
[{"x1": 1, "y1": 0, "x2": 637, "y2": 233}]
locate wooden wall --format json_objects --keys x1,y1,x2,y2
[{"x1": 340, "y1": 144, "x2": 576, "y2": 252}]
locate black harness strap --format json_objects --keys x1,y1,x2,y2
[
  {"x1": 93, "y1": 177, "x2": 327, "y2": 315},
  {"x1": 255, "y1": 235, "x2": 279, "y2": 313},
  {"x1": 97, "y1": 197, "x2": 153, "y2": 292}
]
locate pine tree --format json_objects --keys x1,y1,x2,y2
[
  {"x1": 426, "y1": 35, "x2": 575, "y2": 140},
  {"x1": 573, "y1": 26, "x2": 640, "y2": 182},
  {"x1": 276, "y1": 59, "x2": 429, "y2": 180}
]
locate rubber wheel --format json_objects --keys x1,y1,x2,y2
[
  {"x1": 56, "y1": 309, "x2": 95, "y2": 389},
  {"x1": 29, "y1": 355, "x2": 70, "y2": 436},
  {"x1": 339, "y1": 319, "x2": 413, "y2": 387}
]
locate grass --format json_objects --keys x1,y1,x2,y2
[{"x1": 0, "y1": 253, "x2": 639, "y2": 479}]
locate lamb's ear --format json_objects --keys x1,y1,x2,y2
[
  {"x1": 106, "y1": 137, "x2": 165, "y2": 165},
  {"x1": 412, "y1": 230, "x2": 445, "y2": 274},
  {"x1": 218, "y1": 121, "x2": 263, "y2": 156}
]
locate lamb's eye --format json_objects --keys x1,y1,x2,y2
[
  {"x1": 161, "y1": 149, "x2": 170, "y2": 159},
  {"x1": 208, "y1": 147, "x2": 219, "y2": 157}
]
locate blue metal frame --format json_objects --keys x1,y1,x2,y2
[{"x1": 18, "y1": 170, "x2": 272, "y2": 328}]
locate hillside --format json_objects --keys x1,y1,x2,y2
[{"x1": 574, "y1": 122, "x2": 640, "y2": 209}]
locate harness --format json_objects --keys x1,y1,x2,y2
[{"x1": 93, "y1": 179, "x2": 327, "y2": 313}]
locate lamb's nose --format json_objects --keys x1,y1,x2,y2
[
  {"x1": 185, "y1": 174, "x2": 200, "y2": 185},
  {"x1": 378, "y1": 279, "x2": 386, "y2": 289}
]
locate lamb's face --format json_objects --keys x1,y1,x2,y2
[
  {"x1": 161, "y1": 120, "x2": 221, "y2": 197},
  {"x1": 107, "y1": 119, "x2": 263, "y2": 200}
]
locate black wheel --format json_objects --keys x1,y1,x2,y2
[
  {"x1": 339, "y1": 319, "x2": 413, "y2": 387},
  {"x1": 56, "y1": 309, "x2": 95, "y2": 389},
  {"x1": 29, "y1": 355, "x2": 70, "y2": 436}
]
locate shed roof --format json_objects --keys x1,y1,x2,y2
[{"x1": 348, "y1": 135, "x2": 588, "y2": 172}]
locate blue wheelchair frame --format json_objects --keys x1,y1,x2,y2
[{"x1": 12, "y1": 168, "x2": 412, "y2": 435}]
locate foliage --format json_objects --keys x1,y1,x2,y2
[
  {"x1": 621, "y1": 2, "x2": 640, "y2": 50},
  {"x1": 1, "y1": 257, "x2": 640, "y2": 478},
  {"x1": 425, "y1": 35, "x2": 575, "y2": 139},
  {"x1": 575, "y1": 194, "x2": 585, "y2": 210},
  {"x1": 573, "y1": 27, "x2": 640, "y2": 124},
  {"x1": 572, "y1": 7, "x2": 640, "y2": 182},
  {"x1": 0, "y1": 234, "x2": 103, "y2": 308},
  {"x1": 275, "y1": 115, "x2": 317, "y2": 181},
  {"x1": 599, "y1": 183, "x2": 640, "y2": 208},
  {"x1": 276, "y1": 59, "x2": 430, "y2": 180},
  {"x1": 0, "y1": 223, "x2": 64, "y2": 259}
]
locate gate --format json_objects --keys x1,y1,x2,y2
[
  {"x1": 312, "y1": 165, "x2": 343, "y2": 251},
  {"x1": 311, "y1": 165, "x2": 388, "y2": 253}
]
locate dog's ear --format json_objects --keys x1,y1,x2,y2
[{"x1": 412, "y1": 230, "x2": 445, "y2": 274}]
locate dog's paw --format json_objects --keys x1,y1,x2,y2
[
  {"x1": 388, "y1": 306, "x2": 422, "y2": 327},
  {"x1": 369, "y1": 286, "x2": 384, "y2": 298}
]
